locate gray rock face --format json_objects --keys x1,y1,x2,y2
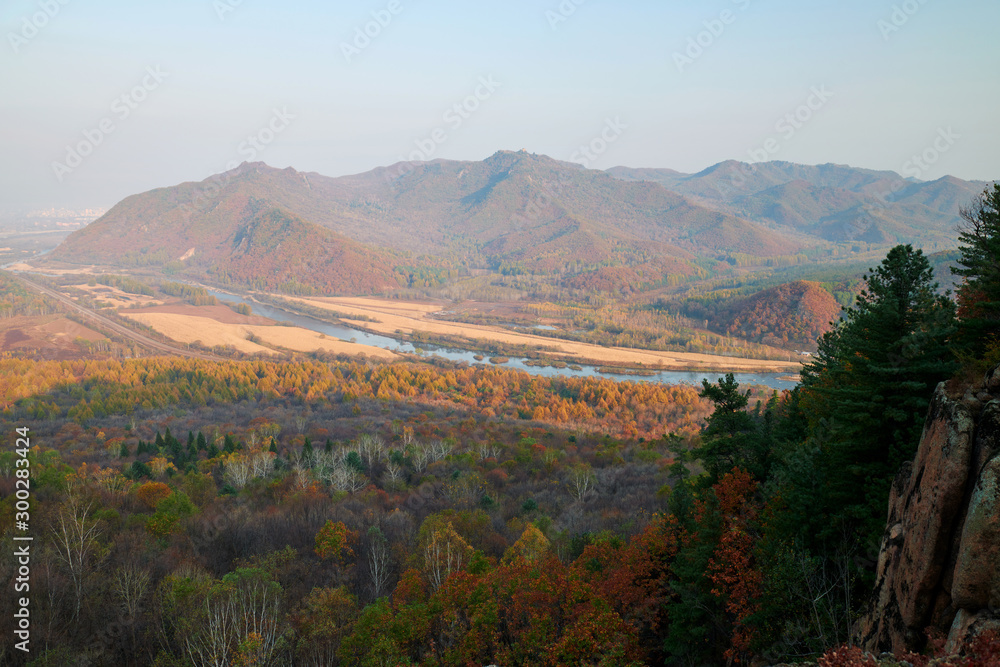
[{"x1": 859, "y1": 367, "x2": 1000, "y2": 655}]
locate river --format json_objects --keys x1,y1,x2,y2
[{"x1": 208, "y1": 290, "x2": 801, "y2": 391}]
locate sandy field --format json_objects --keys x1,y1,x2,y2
[
  {"x1": 120, "y1": 311, "x2": 398, "y2": 360},
  {"x1": 72, "y1": 283, "x2": 164, "y2": 308},
  {"x1": 132, "y1": 303, "x2": 274, "y2": 326},
  {"x1": 281, "y1": 296, "x2": 802, "y2": 372},
  {"x1": 7, "y1": 263, "x2": 102, "y2": 275}
]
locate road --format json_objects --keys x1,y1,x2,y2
[{"x1": 11, "y1": 273, "x2": 227, "y2": 362}]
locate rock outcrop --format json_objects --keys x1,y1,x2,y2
[{"x1": 859, "y1": 364, "x2": 1000, "y2": 654}]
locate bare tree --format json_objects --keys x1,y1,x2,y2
[
  {"x1": 113, "y1": 564, "x2": 150, "y2": 619},
  {"x1": 51, "y1": 490, "x2": 108, "y2": 620},
  {"x1": 223, "y1": 454, "x2": 253, "y2": 489},
  {"x1": 384, "y1": 462, "x2": 403, "y2": 486},
  {"x1": 430, "y1": 439, "x2": 454, "y2": 461},
  {"x1": 411, "y1": 441, "x2": 431, "y2": 473},
  {"x1": 290, "y1": 462, "x2": 313, "y2": 492},
  {"x1": 478, "y1": 442, "x2": 502, "y2": 460},
  {"x1": 567, "y1": 464, "x2": 597, "y2": 503},
  {"x1": 357, "y1": 433, "x2": 385, "y2": 466},
  {"x1": 366, "y1": 526, "x2": 392, "y2": 599},
  {"x1": 176, "y1": 569, "x2": 282, "y2": 667},
  {"x1": 326, "y1": 466, "x2": 368, "y2": 493},
  {"x1": 248, "y1": 449, "x2": 275, "y2": 479}
]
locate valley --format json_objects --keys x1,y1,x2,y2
[{"x1": 10, "y1": 154, "x2": 978, "y2": 381}]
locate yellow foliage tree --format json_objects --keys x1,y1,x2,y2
[
  {"x1": 420, "y1": 519, "x2": 473, "y2": 591},
  {"x1": 504, "y1": 523, "x2": 550, "y2": 563}
]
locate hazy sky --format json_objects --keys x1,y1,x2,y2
[{"x1": 1, "y1": 0, "x2": 998, "y2": 210}]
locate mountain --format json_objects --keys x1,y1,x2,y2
[
  {"x1": 46, "y1": 153, "x2": 989, "y2": 296},
  {"x1": 51, "y1": 188, "x2": 401, "y2": 294},
  {"x1": 608, "y1": 160, "x2": 987, "y2": 249},
  {"x1": 48, "y1": 153, "x2": 805, "y2": 293}
]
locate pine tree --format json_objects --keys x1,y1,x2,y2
[
  {"x1": 696, "y1": 374, "x2": 771, "y2": 484},
  {"x1": 953, "y1": 183, "x2": 1000, "y2": 357},
  {"x1": 801, "y1": 244, "x2": 957, "y2": 544}
]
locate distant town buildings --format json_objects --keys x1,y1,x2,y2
[{"x1": 29, "y1": 207, "x2": 105, "y2": 220}]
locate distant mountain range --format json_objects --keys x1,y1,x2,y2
[
  {"x1": 608, "y1": 160, "x2": 986, "y2": 248},
  {"x1": 47, "y1": 152, "x2": 990, "y2": 295}
]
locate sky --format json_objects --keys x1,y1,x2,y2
[{"x1": 1, "y1": 0, "x2": 998, "y2": 210}]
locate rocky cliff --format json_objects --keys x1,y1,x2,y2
[{"x1": 859, "y1": 364, "x2": 1000, "y2": 654}]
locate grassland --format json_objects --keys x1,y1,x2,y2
[{"x1": 120, "y1": 306, "x2": 398, "y2": 359}]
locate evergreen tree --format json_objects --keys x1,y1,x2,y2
[
  {"x1": 696, "y1": 374, "x2": 772, "y2": 484},
  {"x1": 953, "y1": 183, "x2": 1000, "y2": 357},
  {"x1": 346, "y1": 451, "x2": 364, "y2": 472},
  {"x1": 196, "y1": 431, "x2": 207, "y2": 451},
  {"x1": 800, "y1": 244, "x2": 957, "y2": 544},
  {"x1": 126, "y1": 460, "x2": 152, "y2": 481},
  {"x1": 664, "y1": 490, "x2": 725, "y2": 665},
  {"x1": 164, "y1": 428, "x2": 184, "y2": 465}
]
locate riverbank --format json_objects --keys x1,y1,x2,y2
[{"x1": 278, "y1": 294, "x2": 803, "y2": 375}]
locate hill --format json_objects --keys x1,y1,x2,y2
[
  {"x1": 608, "y1": 160, "x2": 986, "y2": 250},
  {"x1": 694, "y1": 280, "x2": 842, "y2": 350}
]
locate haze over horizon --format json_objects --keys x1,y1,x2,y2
[{"x1": 2, "y1": 0, "x2": 998, "y2": 210}]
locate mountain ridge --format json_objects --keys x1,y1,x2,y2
[{"x1": 46, "y1": 152, "x2": 992, "y2": 295}]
